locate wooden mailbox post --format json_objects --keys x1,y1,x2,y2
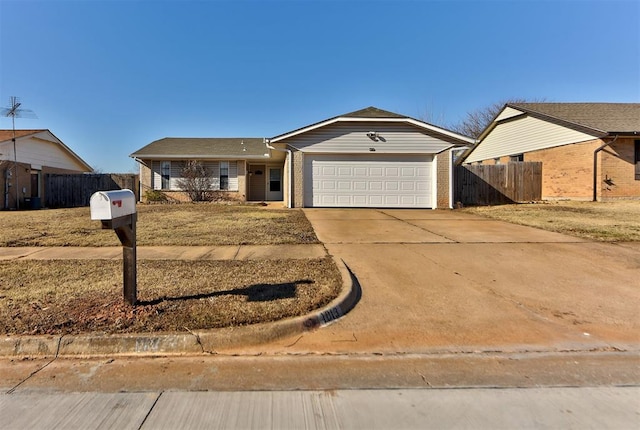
[{"x1": 90, "y1": 189, "x2": 137, "y2": 306}]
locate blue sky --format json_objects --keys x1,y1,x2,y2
[{"x1": 1, "y1": 0, "x2": 638, "y2": 172}]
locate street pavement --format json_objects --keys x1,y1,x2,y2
[{"x1": 1, "y1": 208, "x2": 639, "y2": 429}]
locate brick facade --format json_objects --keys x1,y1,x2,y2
[
  {"x1": 435, "y1": 150, "x2": 451, "y2": 208},
  {"x1": 600, "y1": 138, "x2": 640, "y2": 199},
  {"x1": 138, "y1": 159, "x2": 250, "y2": 203},
  {"x1": 525, "y1": 139, "x2": 601, "y2": 199},
  {"x1": 291, "y1": 149, "x2": 304, "y2": 208},
  {"x1": 476, "y1": 138, "x2": 640, "y2": 200}
]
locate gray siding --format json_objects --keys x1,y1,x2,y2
[{"x1": 280, "y1": 122, "x2": 456, "y2": 154}]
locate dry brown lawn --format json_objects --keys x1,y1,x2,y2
[
  {"x1": 0, "y1": 204, "x2": 340, "y2": 336},
  {"x1": 0, "y1": 258, "x2": 342, "y2": 335},
  {"x1": 462, "y1": 200, "x2": 640, "y2": 241},
  {"x1": 0, "y1": 204, "x2": 318, "y2": 247}
]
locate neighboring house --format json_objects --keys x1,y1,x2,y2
[
  {"x1": 131, "y1": 107, "x2": 474, "y2": 208},
  {"x1": 0, "y1": 129, "x2": 93, "y2": 210},
  {"x1": 462, "y1": 103, "x2": 640, "y2": 200}
]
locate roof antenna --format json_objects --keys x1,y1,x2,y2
[{"x1": 1, "y1": 96, "x2": 37, "y2": 210}]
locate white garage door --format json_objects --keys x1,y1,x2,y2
[{"x1": 304, "y1": 155, "x2": 433, "y2": 208}]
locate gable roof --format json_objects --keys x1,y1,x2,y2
[
  {"x1": 342, "y1": 106, "x2": 407, "y2": 119},
  {"x1": 461, "y1": 102, "x2": 640, "y2": 164},
  {"x1": 130, "y1": 137, "x2": 268, "y2": 159},
  {"x1": 0, "y1": 129, "x2": 93, "y2": 171},
  {"x1": 506, "y1": 103, "x2": 640, "y2": 136},
  {"x1": 270, "y1": 106, "x2": 475, "y2": 145}
]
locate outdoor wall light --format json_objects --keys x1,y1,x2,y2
[{"x1": 366, "y1": 131, "x2": 379, "y2": 141}]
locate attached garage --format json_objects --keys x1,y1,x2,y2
[
  {"x1": 304, "y1": 154, "x2": 433, "y2": 208},
  {"x1": 268, "y1": 107, "x2": 475, "y2": 209}
]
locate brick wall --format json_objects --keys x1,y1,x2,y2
[
  {"x1": 525, "y1": 139, "x2": 602, "y2": 200},
  {"x1": 435, "y1": 150, "x2": 451, "y2": 208},
  {"x1": 292, "y1": 149, "x2": 304, "y2": 208},
  {"x1": 600, "y1": 138, "x2": 640, "y2": 199}
]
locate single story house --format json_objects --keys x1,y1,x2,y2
[
  {"x1": 0, "y1": 129, "x2": 93, "y2": 209},
  {"x1": 462, "y1": 103, "x2": 640, "y2": 200},
  {"x1": 131, "y1": 137, "x2": 276, "y2": 202},
  {"x1": 131, "y1": 107, "x2": 474, "y2": 208}
]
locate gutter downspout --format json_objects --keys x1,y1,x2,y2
[
  {"x1": 593, "y1": 135, "x2": 618, "y2": 202},
  {"x1": 265, "y1": 140, "x2": 293, "y2": 208},
  {"x1": 132, "y1": 157, "x2": 145, "y2": 202},
  {"x1": 448, "y1": 149, "x2": 454, "y2": 209}
]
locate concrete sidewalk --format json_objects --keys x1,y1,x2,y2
[
  {"x1": 0, "y1": 244, "x2": 327, "y2": 260},
  {"x1": 3, "y1": 387, "x2": 638, "y2": 429}
]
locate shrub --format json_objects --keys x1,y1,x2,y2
[{"x1": 144, "y1": 189, "x2": 168, "y2": 202}]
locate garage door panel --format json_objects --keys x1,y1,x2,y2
[
  {"x1": 337, "y1": 181, "x2": 352, "y2": 190},
  {"x1": 354, "y1": 167, "x2": 367, "y2": 176},
  {"x1": 385, "y1": 182, "x2": 399, "y2": 191},
  {"x1": 352, "y1": 195, "x2": 367, "y2": 205},
  {"x1": 304, "y1": 155, "x2": 433, "y2": 208},
  {"x1": 353, "y1": 181, "x2": 367, "y2": 190},
  {"x1": 416, "y1": 167, "x2": 430, "y2": 176},
  {"x1": 401, "y1": 182, "x2": 416, "y2": 191},
  {"x1": 370, "y1": 181, "x2": 383, "y2": 191}
]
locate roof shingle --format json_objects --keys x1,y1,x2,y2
[
  {"x1": 130, "y1": 137, "x2": 267, "y2": 158},
  {"x1": 0, "y1": 129, "x2": 47, "y2": 142},
  {"x1": 509, "y1": 103, "x2": 640, "y2": 134}
]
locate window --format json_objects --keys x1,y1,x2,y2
[
  {"x1": 269, "y1": 168, "x2": 281, "y2": 192},
  {"x1": 510, "y1": 154, "x2": 524, "y2": 162},
  {"x1": 635, "y1": 140, "x2": 640, "y2": 180},
  {"x1": 220, "y1": 161, "x2": 229, "y2": 190},
  {"x1": 161, "y1": 161, "x2": 171, "y2": 189}
]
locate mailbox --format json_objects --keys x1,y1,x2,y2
[
  {"x1": 90, "y1": 189, "x2": 138, "y2": 306},
  {"x1": 90, "y1": 189, "x2": 136, "y2": 221}
]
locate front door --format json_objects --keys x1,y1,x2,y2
[
  {"x1": 267, "y1": 167, "x2": 283, "y2": 201},
  {"x1": 31, "y1": 172, "x2": 40, "y2": 197},
  {"x1": 249, "y1": 164, "x2": 266, "y2": 201}
]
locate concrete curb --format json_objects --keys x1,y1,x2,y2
[{"x1": 0, "y1": 257, "x2": 361, "y2": 358}]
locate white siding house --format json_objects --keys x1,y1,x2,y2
[{"x1": 0, "y1": 129, "x2": 92, "y2": 209}]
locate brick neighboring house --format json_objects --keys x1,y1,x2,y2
[
  {"x1": 131, "y1": 107, "x2": 474, "y2": 208},
  {"x1": 462, "y1": 103, "x2": 640, "y2": 200},
  {"x1": 0, "y1": 129, "x2": 93, "y2": 209}
]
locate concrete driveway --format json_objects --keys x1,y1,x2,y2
[{"x1": 249, "y1": 209, "x2": 640, "y2": 355}]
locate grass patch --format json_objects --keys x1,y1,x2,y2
[
  {"x1": 461, "y1": 200, "x2": 640, "y2": 241},
  {"x1": 0, "y1": 258, "x2": 342, "y2": 335},
  {"x1": 0, "y1": 204, "x2": 318, "y2": 247}
]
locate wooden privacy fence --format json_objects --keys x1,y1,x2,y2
[
  {"x1": 45, "y1": 174, "x2": 139, "y2": 208},
  {"x1": 455, "y1": 162, "x2": 542, "y2": 206}
]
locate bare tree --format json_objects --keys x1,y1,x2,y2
[
  {"x1": 450, "y1": 98, "x2": 543, "y2": 139},
  {"x1": 177, "y1": 160, "x2": 213, "y2": 202}
]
